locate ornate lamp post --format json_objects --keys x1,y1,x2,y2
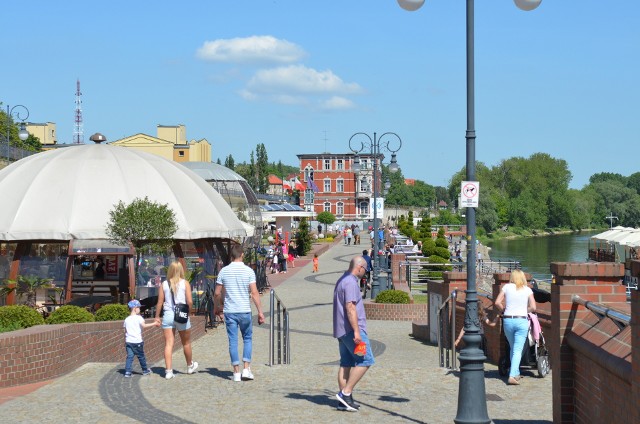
[
  {"x1": 4, "y1": 104, "x2": 30, "y2": 159},
  {"x1": 398, "y1": 1, "x2": 541, "y2": 423},
  {"x1": 349, "y1": 132, "x2": 402, "y2": 299}
]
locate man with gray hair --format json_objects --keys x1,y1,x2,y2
[{"x1": 333, "y1": 256, "x2": 375, "y2": 412}]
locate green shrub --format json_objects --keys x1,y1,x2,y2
[
  {"x1": 0, "y1": 321, "x2": 24, "y2": 333},
  {"x1": 46, "y1": 305, "x2": 95, "y2": 324},
  {"x1": 434, "y1": 246, "x2": 451, "y2": 259},
  {"x1": 0, "y1": 305, "x2": 45, "y2": 329},
  {"x1": 427, "y1": 255, "x2": 453, "y2": 272},
  {"x1": 435, "y1": 237, "x2": 449, "y2": 248},
  {"x1": 375, "y1": 289, "x2": 410, "y2": 304},
  {"x1": 95, "y1": 304, "x2": 130, "y2": 321},
  {"x1": 422, "y1": 238, "x2": 436, "y2": 256}
]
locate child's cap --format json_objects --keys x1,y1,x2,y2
[{"x1": 128, "y1": 299, "x2": 142, "y2": 309}]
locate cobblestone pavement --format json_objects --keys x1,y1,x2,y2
[{"x1": 0, "y1": 235, "x2": 552, "y2": 423}]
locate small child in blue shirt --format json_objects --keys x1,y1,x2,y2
[{"x1": 124, "y1": 299, "x2": 159, "y2": 377}]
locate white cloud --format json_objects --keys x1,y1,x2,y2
[
  {"x1": 196, "y1": 35, "x2": 306, "y2": 64},
  {"x1": 320, "y1": 96, "x2": 355, "y2": 110},
  {"x1": 245, "y1": 64, "x2": 363, "y2": 95}
]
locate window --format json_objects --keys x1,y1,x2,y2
[
  {"x1": 304, "y1": 166, "x2": 314, "y2": 182},
  {"x1": 336, "y1": 178, "x2": 344, "y2": 193},
  {"x1": 324, "y1": 202, "x2": 331, "y2": 212},
  {"x1": 359, "y1": 177, "x2": 368, "y2": 192},
  {"x1": 336, "y1": 202, "x2": 344, "y2": 216},
  {"x1": 337, "y1": 159, "x2": 344, "y2": 170},
  {"x1": 324, "y1": 179, "x2": 331, "y2": 192},
  {"x1": 324, "y1": 159, "x2": 331, "y2": 170},
  {"x1": 359, "y1": 201, "x2": 369, "y2": 216},
  {"x1": 178, "y1": 151, "x2": 185, "y2": 157}
]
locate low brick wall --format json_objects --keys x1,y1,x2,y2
[
  {"x1": 364, "y1": 301, "x2": 427, "y2": 322},
  {"x1": 0, "y1": 315, "x2": 205, "y2": 388}
]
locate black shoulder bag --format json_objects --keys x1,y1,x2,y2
[{"x1": 170, "y1": 281, "x2": 189, "y2": 324}]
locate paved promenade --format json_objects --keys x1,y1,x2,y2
[{"x1": 0, "y1": 235, "x2": 552, "y2": 423}]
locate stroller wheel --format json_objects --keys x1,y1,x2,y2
[
  {"x1": 537, "y1": 355, "x2": 550, "y2": 377},
  {"x1": 498, "y1": 355, "x2": 509, "y2": 377}
]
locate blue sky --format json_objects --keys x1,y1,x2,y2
[{"x1": 2, "y1": 1, "x2": 638, "y2": 189}]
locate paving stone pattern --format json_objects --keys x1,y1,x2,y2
[{"x1": 0, "y1": 234, "x2": 552, "y2": 423}]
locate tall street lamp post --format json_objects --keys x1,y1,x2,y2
[
  {"x1": 349, "y1": 132, "x2": 402, "y2": 299},
  {"x1": 398, "y1": 0, "x2": 541, "y2": 423},
  {"x1": 5, "y1": 104, "x2": 30, "y2": 159}
]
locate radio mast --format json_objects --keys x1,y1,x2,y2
[{"x1": 73, "y1": 79, "x2": 84, "y2": 144}]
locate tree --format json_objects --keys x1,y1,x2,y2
[
  {"x1": 105, "y1": 197, "x2": 177, "y2": 267},
  {"x1": 256, "y1": 143, "x2": 269, "y2": 193},
  {"x1": 317, "y1": 211, "x2": 336, "y2": 233},
  {"x1": 295, "y1": 217, "x2": 313, "y2": 256},
  {"x1": 224, "y1": 154, "x2": 235, "y2": 170}
]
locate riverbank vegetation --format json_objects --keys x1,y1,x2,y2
[{"x1": 220, "y1": 145, "x2": 639, "y2": 238}]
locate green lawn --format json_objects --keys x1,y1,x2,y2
[{"x1": 412, "y1": 294, "x2": 428, "y2": 304}]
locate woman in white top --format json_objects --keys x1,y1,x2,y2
[
  {"x1": 494, "y1": 269, "x2": 536, "y2": 385},
  {"x1": 154, "y1": 261, "x2": 198, "y2": 379}
]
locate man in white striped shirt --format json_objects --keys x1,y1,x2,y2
[{"x1": 214, "y1": 244, "x2": 265, "y2": 382}]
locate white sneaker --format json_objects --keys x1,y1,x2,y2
[
  {"x1": 165, "y1": 370, "x2": 175, "y2": 380},
  {"x1": 233, "y1": 372, "x2": 241, "y2": 382},
  {"x1": 241, "y1": 368, "x2": 254, "y2": 380},
  {"x1": 187, "y1": 361, "x2": 199, "y2": 374}
]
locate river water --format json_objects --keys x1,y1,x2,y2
[{"x1": 487, "y1": 231, "x2": 599, "y2": 280}]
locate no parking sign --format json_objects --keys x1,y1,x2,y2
[{"x1": 460, "y1": 181, "x2": 479, "y2": 208}]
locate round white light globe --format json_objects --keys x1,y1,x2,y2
[
  {"x1": 514, "y1": 0, "x2": 542, "y2": 11},
  {"x1": 397, "y1": 0, "x2": 425, "y2": 12}
]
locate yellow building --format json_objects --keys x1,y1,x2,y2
[
  {"x1": 26, "y1": 122, "x2": 57, "y2": 146},
  {"x1": 111, "y1": 125, "x2": 211, "y2": 162}
]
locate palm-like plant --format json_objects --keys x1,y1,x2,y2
[{"x1": 0, "y1": 275, "x2": 56, "y2": 308}]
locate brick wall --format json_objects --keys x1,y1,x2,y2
[
  {"x1": 364, "y1": 300, "x2": 427, "y2": 322},
  {"x1": 549, "y1": 261, "x2": 632, "y2": 424},
  {"x1": 0, "y1": 315, "x2": 205, "y2": 388}
]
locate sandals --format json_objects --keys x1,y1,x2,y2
[{"x1": 507, "y1": 377, "x2": 520, "y2": 385}]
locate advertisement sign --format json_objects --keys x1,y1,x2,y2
[
  {"x1": 105, "y1": 256, "x2": 118, "y2": 276},
  {"x1": 369, "y1": 197, "x2": 384, "y2": 219}
]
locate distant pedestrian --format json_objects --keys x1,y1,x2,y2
[
  {"x1": 333, "y1": 256, "x2": 375, "y2": 412},
  {"x1": 353, "y1": 226, "x2": 361, "y2": 245},
  {"x1": 346, "y1": 228, "x2": 353, "y2": 245},
  {"x1": 123, "y1": 299, "x2": 159, "y2": 378},
  {"x1": 154, "y1": 262, "x2": 199, "y2": 379},
  {"x1": 318, "y1": 224, "x2": 323, "y2": 234},
  {"x1": 214, "y1": 244, "x2": 265, "y2": 382},
  {"x1": 312, "y1": 253, "x2": 319, "y2": 273}
]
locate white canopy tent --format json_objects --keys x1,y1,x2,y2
[{"x1": 0, "y1": 143, "x2": 247, "y2": 240}]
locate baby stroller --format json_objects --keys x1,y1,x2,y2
[{"x1": 498, "y1": 286, "x2": 551, "y2": 378}]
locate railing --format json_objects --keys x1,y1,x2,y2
[
  {"x1": 572, "y1": 294, "x2": 631, "y2": 329},
  {"x1": 269, "y1": 289, "x2": 290, "y2": 366},
  {"x1": 0, "y1": 145, "x2": 38, "y2": 161},
  {"x1": 437, "y1": 290, "x2": 457, "y2": 370},
  {"x1": 477, "y1": 259, "x2": 521, "y2": 275}
]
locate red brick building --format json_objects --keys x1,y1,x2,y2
[{"x1": 297, "y1": 153, "x2": 382, "y2": 221}]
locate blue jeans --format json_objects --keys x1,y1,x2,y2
[
  {"x1": 224, "y1": 312, "x2": 253, "y2": 366},
  {"x1": 125, "y1": 342, "x2": 148, "y2": 374},
  {"x1": 503, "y1": 317, "x2": 529, "y2": 377}
]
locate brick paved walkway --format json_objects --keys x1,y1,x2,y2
[{"x1": 0, "y1": 235, "x2": 552, "y2": 423}]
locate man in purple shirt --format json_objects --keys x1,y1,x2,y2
[{"x1": 333, "y1": 256, "x2": 375, "y2": 412}]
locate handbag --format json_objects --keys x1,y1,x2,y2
[{"x1": 170, "y1": 281, "x2": 189, "y2": 324}]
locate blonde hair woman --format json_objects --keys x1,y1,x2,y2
[
  {"x1": 154, "y1": 261, "x2": 198, "y2": 379},
  {"x1": 494, "y1": 269, "x2": 536, "y2": 385}
]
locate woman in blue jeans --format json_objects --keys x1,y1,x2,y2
[{"x1": 494, "y1": 269, "x2": 536, "y2": 385}]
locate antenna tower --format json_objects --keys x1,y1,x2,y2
[{"x1": 73, "y1": 79, "x2": 84, "y2": 144}]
